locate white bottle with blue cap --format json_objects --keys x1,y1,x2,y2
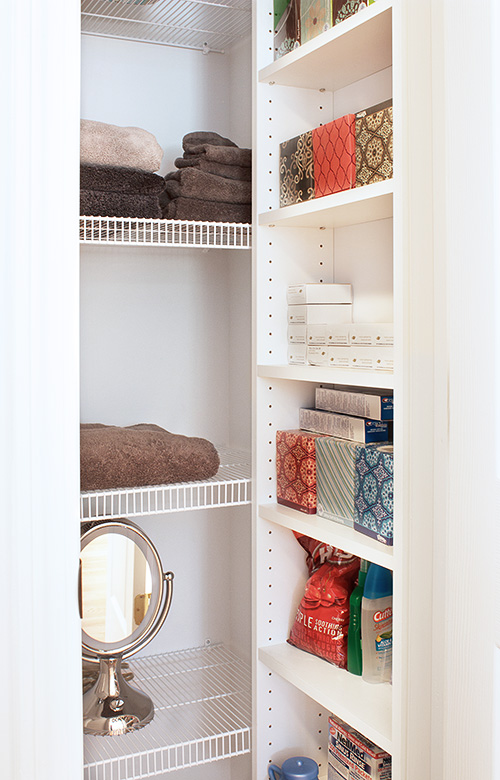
[
  {"x1": 361, "y1": 563, "x2": 393, "y2": 684},
  {"x1": 268, "y1": 755, "x2": 319, "y2": 780}
]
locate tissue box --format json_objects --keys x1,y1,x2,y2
[
  {"x1": 301, "y1": 0, "x2": 332, "y2": 44},
  {"x1": 276, "y1": 429, "x2": 328, "y2": 513},
  {"x1": 355, "y1": 99, "x2": 393, "y2": 187},
  {"x1": 316, "y1": 437, "x2": 359, "y2": 526},
  {"x1": 288, "y1": 304, "x2": 352, "y2": 325},
  {"x1": 300, "y1": 408, "x2": 389, "y2": 443},
  {"x1": 349, "y1": 322, "x2": 394, "y2": 345},
  {"x1": 287, "y1": 283, "x2": 352, "y2": 305},
  {"x1": 315, "y1": 386, "x2": 394, "y2": 421},
  {"x1": 312, "y1": 115, "x2": 356, "y2": 196},
  {"x1": 279, "y1": 132, "x2": 314, "y2": 206},
  {"x1": 274, "y1": 0, "x2": 301, "y2": 59},
  {"x1": 328, "y1": 714, "x2": 391, "y2": 780},
  {"x1": 354, "y1": 443, "x2": 394, "y2": 545},
  {"x1": 333, "y1": 0, "x2": 376, "y2": 26}
]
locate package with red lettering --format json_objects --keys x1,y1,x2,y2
[{"x1": 288, "y1": 547, "x2": 359, "y2": 668}]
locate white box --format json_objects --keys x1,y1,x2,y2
[
  {"x1": 307, "y1": 346, "x2": 352, "y2": 368},
  {"x1": 287, "y1": 283, "x2": 352, "y2": 305},
  {"x1": 288, "y1": 304, "x2": 352, "y2": 325},
  {"x1": 349, "y1": 322, "x2": 394, "y2": 346},
  {"x1": 315, "y1": 386, "x2": 394, "y2": 421},
  {"x1": 307, "y1": 345, "x2": 330, "y2": 366},
  {"x1": 350, "y1": 346, "x2": 394, "y2": 370},
  {"x1": 299, "y1": 408, "x2": 389, "y2": 443},
  {"x1": 287, "y1": 323, "x2": 307, "y2": 344},
  {"x1": 287, "y1": 343, "x2": 307, "y2": 365},
  {"x1": 307, "y1": 323, "x2": 350, "y2": 346}
]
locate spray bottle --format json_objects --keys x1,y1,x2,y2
[
  {"x1": 361, "y1": 563, "x2": 392, "y2": 684},
  {"x1": 347, "y1": 559, "x2": 369, "y2": 675}
]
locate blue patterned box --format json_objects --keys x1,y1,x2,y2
[{"x1": 354, "y1": 444, "x2": 394, "y2": 545}]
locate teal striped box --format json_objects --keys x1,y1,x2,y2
[{"x1": 316, "y1": 437, "x2": 358, "y2": 527}]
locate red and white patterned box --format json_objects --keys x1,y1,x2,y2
[
  {"x1": 312, "y1": 115, "x2": 356, "y2": 197},
  {"x1": 276, "y1": 429, "x2": 329, "y2": 514}
]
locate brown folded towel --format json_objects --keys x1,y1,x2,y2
[
  {"x1": 81, "y1": 423, "x2": 220, "y2": 491},
  {"x1": 164, "y1": 197, "x2": 251, "y2": 223},
  {"x1": 174, "y1": 157, "x2": 251, "y2": 181},
  {"x1": 187, "y1": 145, "x2": 252, "y2": 167},
  {"x1": 164, "y1": 168, "x2": 251, "y2": 205},
  {"x1": 81, "y1": 119, "x2": 163, "y2": 172},
  {"x1": 182, "y1": 131, "x2": 237, "y2": 154},
  {"x1": 80, "y1": 190, "x2": 162, "y2": 219},
  {"x1": 80, "y1": 164, "x2": 165, "y2": 195}
]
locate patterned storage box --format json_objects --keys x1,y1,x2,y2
[
  {"x1": 316, "y1": 437, "x2": 358, "y2": 526},
  {"x1": 354, "y1": 444, "x2": 394, "y2": 545},
  {"x1": 355, "y1": 99, "x2": 393, "y2": 187},
  {"x1": 312, "y1": 115, "x2": 356, "y2": 196},
  {"x1": 274, "y1": 0, "x2": 301, "y2": 59},
  {"x1": 279, "y1": 131, "x2": 315, "y2": 206},
  {"x1": 333, "y1": 0, "x2": 376, "y2": 26},
  {"x1": 276, "y1": 429, "x2": 328, "y2": 513},
  {"x1": 301, "y1": 0, "x2": 333, "y2": 45}
]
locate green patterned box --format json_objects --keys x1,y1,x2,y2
[{"x1": 316, "y1": 436, "x2": 358, "y2": 526}]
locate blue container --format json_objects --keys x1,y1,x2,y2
[{"x1": 268, "y1": 756, "x2": 319, "y2": 780}]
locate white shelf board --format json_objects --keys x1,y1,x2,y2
[
  {"x1": 84, "y1": 644, "x2": 251, "y2": 780},
  {"x1": 259, "y1": 503, "x2": 393, "y2": 569},
  {"x1": 259, "y1": 0, "x2": 392, "y2": 92},
  {"x1": 259, "y1": 643, "x2": 392, "y2": 754},
  {"x1": 80, "y1": 448, "x2": 251, "y2": 520},
  {"x1": 259, "y1": 180, "x2": 393, "y2": 229},
  {"x1": 257, "y1": 364, "x2": 394, "y2": 390},
  {"x1": 80, "y1": 216, "x2": 251, "y2": 249}
]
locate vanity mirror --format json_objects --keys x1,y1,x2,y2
[{"x1": 80, "y1": 519, "x2": 174, "y2": 736}]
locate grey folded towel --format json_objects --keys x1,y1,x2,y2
[
  {"x1": 81, "y1": 423, "x2": 220, "y2": 491},
  {"x1": 174, "y1": 157, "x2": 251, "y2": 181},
  {"x1": 182, "y1": 131, "x2": 237, "y2": 154},
  {"x1": 165, "y1": 197, "x2": 251, "y2": 224},
  {"x1": 81, "y1": 164, "x2": 165, "y2": 194},
  {"x1": 80, "y1": 190, "x2": 162, "y2": 219},
  {"x1": 164, "y1": 168, "x2": 251, "y2": 205},
  {"x1": 81, "y1": 118, "x2": 163, "y2": 172}
]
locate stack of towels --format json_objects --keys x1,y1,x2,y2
[
  {"x1": 161, "y1": 131, "x2": 252, "y2": 223},
  {"x1": 80, "y1": 119, "x2": 166, "y2": 219}
]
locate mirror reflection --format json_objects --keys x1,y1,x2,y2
[{"x1": 81, "y1": 533, "x2": 153, "y2": 643}]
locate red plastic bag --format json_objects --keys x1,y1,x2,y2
[{"x1": 288, "y1": 548, "x2": 359, "y2": 668}]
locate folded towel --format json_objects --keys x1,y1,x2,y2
[
  {"x1": 164, "y1": 197, "x2": 251, "y2": 223},
  {"x1": 182, "y1": 131, "x2": 237, "y2": 154},
  {"x1": 81, "y1": 164, "x2": 165, "y2": 194},
  {"x1": 187, "y1": 144, "x2": 252, "y2": 167},
  {"x1": 80, "y1": 190, "x2": 162, "y2": 219},
  {"x1": 81, "y1": 119, "x2": 163, "y2": 172},
  {"x1": 81, "y1": 423, "x2": 220, "y2": 491},
  {"x1": 164, "y1": 168, "x2": 251, "y2": 205},
  {"x1": 174, "y1": 157, "x2": 251, "y2": 181}
]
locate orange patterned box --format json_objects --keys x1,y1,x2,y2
[
  {"x1": 312, "y1": 115, "x2": 356, "y2": 196},
  {"x1": 276, "y1": 429, "x2": 329, "y2": 514}
]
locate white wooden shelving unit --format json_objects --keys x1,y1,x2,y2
[{"x1": 252, "y1": 2, "x2": 417, "y2": 779}]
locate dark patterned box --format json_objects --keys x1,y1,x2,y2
[
  {"x1": 279, "y1": 131, "x2": 315, "y2": 207},
  {"x1": 312, "y1": 115, "x2": 356, "y2": 197},
  {"x1": 274, "y1": 0, "x2": 301, "y2": 59},
  {"x1": 301, "y1": 0, "x2": 333, "y2": 45},
  {"x1": 355, "y1": 99, "x2": 393, "y2": 187},
  {"x1": 354, "y1": 443, "x2": 394, "y2": 545},
  {"x1": 333, "y1": 0, "x2": 376, "y2": 26},
  {"x1": 276, "y1": 429, "x2": 328, "y2": 514}
]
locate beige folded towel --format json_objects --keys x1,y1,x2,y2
[{"x1": 81, "y1": 119, "x2": 163, "y2": 173}]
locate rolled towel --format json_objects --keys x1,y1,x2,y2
[
  {"x1": 81, "y1": 423, "x2": 220, "y2": 491},
  {"x1": 164, "y1": 168, "x2": 251, "y2": 205},
  {"x1": 81, "y1": 119, "x2": 163, "y2": 172},
  {"x1": 165, "y1": 197, "x2": 251, "y2": 224},
  {"x1": 80, "y1": 164, "x2": 165, "y2": 195},
  {"x1": 182, "y1": 131, "x2": 237, "y2": 154},
  {"x1": 80, "y1": 190, "x2": 162, "y2": 219}
]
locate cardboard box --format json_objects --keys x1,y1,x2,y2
[
  {"x1": 328, "y1": 714, "x2": 392, "y2": 780},
  {"x1": 301, "y1": 0, "x2": 333, "y2": 45},
  {"x1": 315, "y1": 386, "x2": 394, "y2": 421},
  {"x1": 312, "y1": 115, "x2": 356, "y2": 196},
  {"x1": 354, "y1": 444, "x2": 394, "y2": 545},
  {"x1": 288, "y1": 323, "x2": 307, "y2": 344},
  {"x1": 276, "y1": 429, "x2": 328, "y2": 513},
  {"x1": 349, "y1": 322, "x2": 394, "y2": 346},
  {"x1": 355, "y1": 99, "x2": 393, "y2": 188},
  {"x1": 279, "y1": 131, "x2": 314, "y2": 206},
  {"x1": 287, "y1": 283, "x2": 352, "y2": 305},
  {"x1": 316, "y1": 437, "x2": 359, "y2": 526},
  {"x1": 333, "y1": 0, "x2": 376, "y2": 27},
  {"x1": 350, "y1": 346, "x2": 394, "y2": 371},
  {"x1": 307, "y1": 323, "x2": 351, "y2": 346},
  {"x1": 288, "y1": 304, "x2": 353, "y2": 325},
  {"x1": 274, "y1": 0, "x2": 301, "y2": 59},
  {"x1": 299, "y1": 408, "x2": 389, "y2": 444},
  {"x1": 288, "y1": 343, "x2": 307, "y2": 364}
]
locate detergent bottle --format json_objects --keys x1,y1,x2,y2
[
  {"x1": 361, "y1": 563, "x2": 393, "y2": 683},
  {"x1": 347, "y1": 558, "x2": 369, "y2": 675}
]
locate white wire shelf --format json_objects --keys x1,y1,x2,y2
[
  {"x1": 80, "y1": 216, "x2": 252, "y2": 248},
  {"x1": 80, "y1": 447, "x2": 251, "y2": 520},
  {"x1": 81, "y1": 0, "x2": 252, "y2": 53},
  {"x1": 84, "y1": 643, "x2": 252, "y2": 779}
]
